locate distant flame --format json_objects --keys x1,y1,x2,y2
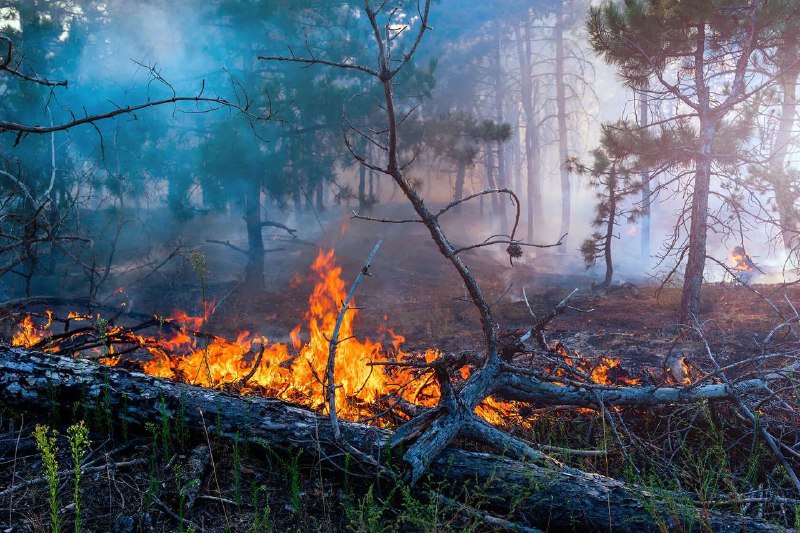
[{"x1": 729, "y1": 246, "x2": 755, "y2": 274}]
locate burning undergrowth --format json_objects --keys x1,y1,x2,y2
[{"x1": 7, "y1": 249, "x2": 645, "y2": 428}]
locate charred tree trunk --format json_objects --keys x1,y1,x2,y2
[
  {"x1": 555, "y1": 1, "x2": 571, "y2": 242},
  {"x1": 454, "y1": 162, "x2": 467, "y2": 208},
  {"x1": 484, "y1": 145, "x2": 500, "y2": 216},
  {"x1": 680, "y1": 26, "x2": 715, "y2": 324},
  {"x1": 600, "y1": 170, "x2": 617, "y2": 289},
  {"x1": 315, "y1": 179, "x2": 325, "y2": 213},
  {"x1": 359, "y1": 157, "x2": 367, "y2": 210},
  {"x1": 0, "y1": 348, "x2": 776, "y2": 533}
]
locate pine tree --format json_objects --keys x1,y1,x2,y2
[{"x1": 588, "y1": 0, "x2": 799, "y2": 322}]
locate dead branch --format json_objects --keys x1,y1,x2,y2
[
  {"x1": 326, "y1": 240, "x2": 383, "y2": 441},
  {"x1": 0, "y1": 92, "x2": 263, "y2": 136}
]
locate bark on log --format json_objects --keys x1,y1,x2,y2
[{"x1": 0, "y1": 347, "x2": 777, "y2": 532}]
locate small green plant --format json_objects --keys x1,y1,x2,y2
[
  {"x1": 189, "y1": 251, "x2": 208, "y2": 285},
  {"x1": 174, "y1": 464, "x2": 199, "y2": 533},
  {"x1": 96, "y1": 370, "x2": 113, "y2": 435},
  {"x1": 397, "y1": 484, "x2": 443, "y2": 532},
  {"x1": 345, "y1": 485, "x2": 390, "y2": 533},
  {"x1": 34, "y1": 424, "x2": 61, "y2": 533},
  {"x1": 233, "y1": 432, "x2": 242, "y2": 504},
  {"x1": 144, "y1": 422, "x2": 160, "y2": 508},
  {"x1": 47, "y1": 384, "x2": 60, "y2": 426},
  {"x1": 67, "y1": 421, "x2": 90, "y2": 533},
  {"x1": 94, "y1": 315, "x2": 109, "y2": 354},
  {"x1": 795, "y1": 503, "x2": 799, "y2": 530},
  {"x1": 280, "y1": 449, "x2": 303, "y2": 514},
  {"x1": 343, "y1": 452, "x2": 351, "y2": 495},
  {"x1": 251, "y1": 483, "x2": 272, "y2": 532},
  {"x1": 159, "y1": 396, "x2": 171, "y2": 458}
]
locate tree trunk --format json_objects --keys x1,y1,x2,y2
[
  {"x1": 359, "y1": 163, "x2": 367, "y2": 209},
  {"x1": 243, "y1": 182, "x2": 265, "y2": 291},
  {"x1": 770, "y1": 66, "x2": 800, "y2": 253},
  {"x1": 639, "y1": 91, "x2": 651, "y2": 268},
  {"x1": 484, "y1": 145, "x2": 500, "y2": 216},
  {"x1": 316, "y1": 180, "x2": 325, "y2": 212},
  {"x1": 517, "y1": 21, "x2": 543, "y2": 241},
  {"x1": 493, "y1": 32, "x2": 509, "y2": 236},
  {"x1": 602, "y1": 172, "x2": 616, "y2": 288},
  {"x1": 454, "y1": 162, "x2": 466, "y2": 208},
  {"x1": 555, "y1": 2, "x2": 571, "y2": 242},
  {"x1": 0, "y1": 348, "x2": 776, "y2": 533},
  {"x1": 680, "y1": 119, "x2": 714, "y2": 323}
]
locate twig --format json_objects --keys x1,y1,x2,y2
[
  {"x1": 0, "y1": 458, "x2": 147, "y2": 498},
  {"x1": 198, "y1": 408, "x2": 230, "y2": 530},
  {"x1": 151, "y1": 494, "x2": 202, "y2": 530},
  {"x1": 518, "y1": 288, "x2": 579, "y2": 345},
  {"x1": 434, "y1": 493, "x2": 545, "y2": 533},
  {"x1": 691, "y1": 321, "x2": 800, "y2": 495},
  {"x1": 326, "y1": 240, "x2": 383, "y2": 441},
  {"x1": 240, "y1": 340, "x2": 266, "y2": 386}
]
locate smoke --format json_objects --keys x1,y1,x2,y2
[{"x1": 2, "y1": 0, "x2": 796, "y2": 303}]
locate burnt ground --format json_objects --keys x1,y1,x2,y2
[{"x1": 1, "y1": 203, "x2": 799, "y2": 531}]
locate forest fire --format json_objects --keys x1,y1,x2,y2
[
  {"x1": 8, "y1": 250, "x2": 645, "y2": 426},
  {"x1": 729, "y1": 246, "x2": 756, "y2": 280}
]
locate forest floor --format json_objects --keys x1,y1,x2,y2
[{"x1": 1, "y1": 204, "x2": 799, "y2": 531}]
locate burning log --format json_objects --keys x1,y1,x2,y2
[{"x1": 0, "y1": 347, "x2": 781, "y2": 532}]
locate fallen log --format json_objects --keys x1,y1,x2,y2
[{"x1": 0, "y1": 347, "x2": 777, "y2": 532}]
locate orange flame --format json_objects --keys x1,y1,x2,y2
[
  {"x1": 10, "y1": 250, "x2": 645, "y2": 427},
  {"x1": 137, "y1": 249, "x2": 443, "y2": 421},
  {"x1": 12, "y1": 313, "x2": 50, "y2": 347},
  {"x1": 729, "y1": 247, "x2": 754, "y2": 273}
]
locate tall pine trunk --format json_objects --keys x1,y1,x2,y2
[
  {"x1": 602, "y1": 171, "x2": 617, "y2": 289},
  {"x1": 555, "y1": 2, "x2": 571, "y2": 241},
  {"x1": 680, "y1": 119, "x2": 714, "y2": 323},
  {"x1": 454, "y1": 162, "x2": 467, "y2": 211},
  {"x1": 516, "y1": 21, "x2": 543, "y2": 241},
  {"x1": 771, "y1": 66, "x2": 800, "y2": 253},
  {"x1": 493, "y1": 32, "x2": 508, "y2": 235},
  {"x1": 639, "y1": 92, "x2": 651, "y2": 268},
  {"x1": 358, "y1": 163, "x2": 367, "y2": 209}
]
